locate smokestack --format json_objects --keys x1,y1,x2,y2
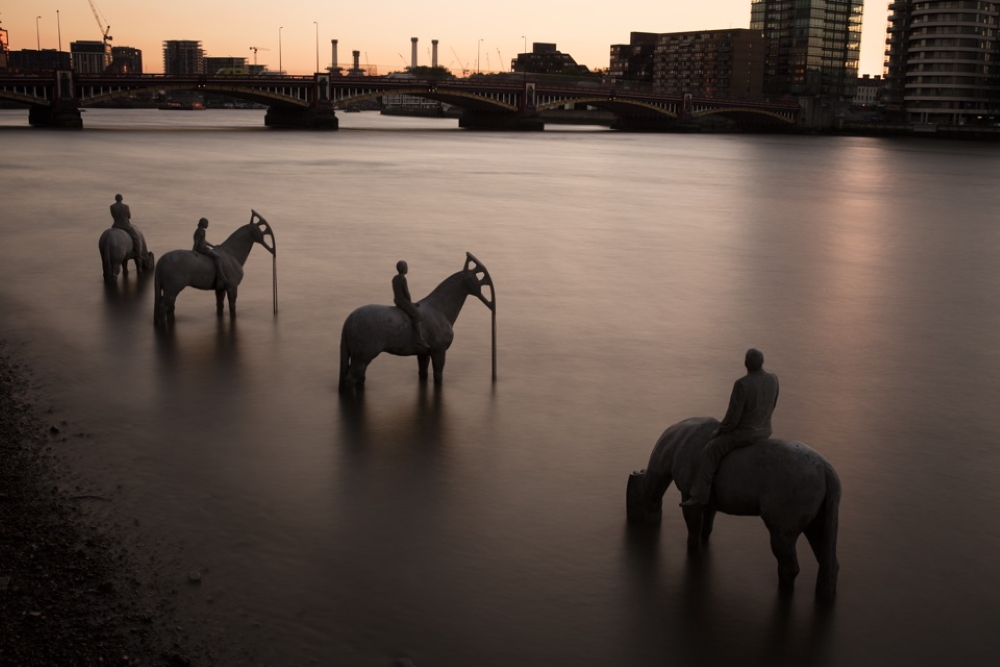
[
  {"x1": 331, "y1": 39, "x2": 338, "y2": 74},
  {"x1": 411, "y1": 37, "x2": 418, "y2": 70},
  {"x1": 432, "y1": 39, "x2": 439, "y2": 68},
  {"x1": 352, "y1": 50, "x2": 360, "y2": 73}
]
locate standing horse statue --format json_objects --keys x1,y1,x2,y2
[
  {"x1": 98, "y1": 226, "x2": 154, "y2": 281},
  {"x1": 626, "y1": 416, "x2": 840, "y2": 600},
  {"x1": 153, "y1": 211, "x2": 276, "y2": 326},
  {"x1": 339, "y1": 253, "x2": 496, "y2": 393}
]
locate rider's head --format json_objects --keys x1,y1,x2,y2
[
  {"x1": 396, "y1": 260, "x2": 408, "y2": 274},
  {"x1": 114, "y1": 194, "x2": 123, "y2": 202},
  {"x1": 745, "y1": 348, "x2": 764, "y2": 372},
  {"x1": 198, "y1": 218, "x2": 209, "y2": 229}
]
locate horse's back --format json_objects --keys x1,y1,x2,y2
[
  {"x1": 715, "y1": 439, "x2": 834, "y2": 520},
  {"x1": 342, "y1": 304, "x2": 410, "y2": 356},
  {"x1": 155, "y1": 249, "x2": 216, "y2": 292}
]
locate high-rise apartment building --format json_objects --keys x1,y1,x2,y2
[
  {"x1": 163, "y1": 40, "x2": 204, "y2": 75},
  {"x1": 653, "y1": 29, "x2": 765, "y2": 99},
  {"x1": 884, "y1": 1, "x2": 1000, "y2": 124},
  {"x1": 71, "y1": 40, "x2": 112, "y2": 73},
  {"x1": 750, "y1": 0, "x2": 863, "y2": 97},
  {"x1": 0, "y1": 24, "x2": 9, "y2": 71},
  {"x1": 610, "y1": 33, "x2": 657, "y2": 83}
]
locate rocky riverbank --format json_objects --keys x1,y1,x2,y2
[{"x1": 0, "y1": 340, "x2": 200, "y2": 667}]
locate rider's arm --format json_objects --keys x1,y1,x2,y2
[{"x1": 718, "y1": 380, "x2": 745, "y2": 433}]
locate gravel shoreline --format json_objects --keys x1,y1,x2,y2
[{"x1": 0, "y1": 340, "x2": 199, "y2": 667}]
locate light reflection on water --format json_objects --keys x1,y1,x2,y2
[{"x1": 2, "y1": 109, "x2": 1000, "y2": 665}]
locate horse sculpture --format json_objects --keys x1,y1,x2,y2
[
  {"x1": 98, "y1": 226, "x2": 154, "y2": 281},
  {"x1": 339, "y1": 252, "x2": 496, "y2": 393},
  {"x1": 627, "y1": 416, "x2": 840, "y2": 600},
  {"x1": 153, "y1": 211, "x2": 276, "y2": 326}
]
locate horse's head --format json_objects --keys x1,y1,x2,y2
[
  {"x1": 249, "y1": 210, "x2": 276, "y2": 256},
  {"x1": 463, "y1": 252, "x2": 495, "y2": 312}
]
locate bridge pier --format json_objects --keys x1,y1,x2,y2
[
  {"x1": 264, "y1": 103, "x2": 339, "y2": 130},
  {"x1": 28, "y1": 104, "x2": 83, "y2": 129},
  {"x1": 459, "y1": 110, "x2": 544, "y2": 131}
]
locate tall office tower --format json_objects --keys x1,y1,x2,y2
[
  {"x1": 750, "y1": 0, "x2": 863, "y2": 97},
  {"x1": 884, "y1": 1, "x2": 1000, "y2": 124},
  {"x1": 71, "y1": 40, "x2": 113, "y2": 73},
  {"x1": 163, "y1": 40, "x2": 204, "y2": 74}
]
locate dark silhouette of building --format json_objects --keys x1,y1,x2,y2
[
  {"x1": 7, "y1": 49, "x2": 72, "y2": 72},
  {"x1": 110, "y1": 46, "x2": 143, "y2": 74},
  {"x1": 884, "y1": 0, "x2": 1000, "y2": 124},
  {"x1": 204, "y1": 56, "x2": 248, "y2": 75},
  {"x1": 512, "y1": 43, "x2": 589, "y2": 75},
  {"x1": 0, "y1": 24, "x2": 9, "y2": 71},
  {"x1": 610, "y1": 33, "x2": 657, "y2": 83},
  {"x1": 163, "y1": 40, "x2": 204, "y2": 75},
  {"x1": 71, "y1": 40, "x2": 112, "y2": 73},
  {"x1": 750, "y1": 0, "x2": 862, "y2": 97}
]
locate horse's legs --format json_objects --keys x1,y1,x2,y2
[
  {"x1": 227, "y1": 287, "x2": 238, "y2": 319},
  {"x1": 162, "y1": 291, "x2": 177, "y2": 326},
  {"x1": 700, "y1": 507, "x2": 718, "y2": 544},
  {"x1": 431, "y1": 350, "x2": 446, "y2": 384},
  {"x1": 804, "y1": 518, "x2": 839, "y2": 601},
  {"x1": 681, "y1": 505, "x2": 706, "y2": 553},
  {"x1": 767, "y1": 526, "x2": 801, "y2": 596},
  {"x1": 418, "y1": 354, "x2": 430, "y2": 381},
  {"x1": 216, "y1": 289, "x2": 225, "y2": 316},
  {"x1": 346, "y1": 356, "x2": 370, "y2": 392}
]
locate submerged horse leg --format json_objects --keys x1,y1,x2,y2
[
  {"x1": 418, "y1": 354, "x2": 431, "y2": 381},
  {"x1": 767, "y1": 525, "x2": 801, "y2": 595},
  {"x1": 700, "y1": 507, "x2": 718, "y2": 544},
  {"x1": 215, "y1": 289, "x2": 225, "y2": 316},
  {"x1": 682, "y1": 505, "x2": 707, "y2": 553},
  {"x1": 431, "y1": 350, "x2": 446, "y2": 384},
  {"x1": 227, "y1": 287, "x2": 238, "y2": 319}
]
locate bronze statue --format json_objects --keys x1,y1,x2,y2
[
  {"x1": 392, "y1": 260, "x2": 430, "y2": 352},
  {"x1": 99, "y1": 194, "x2": 154, "y2": 281},
  {"x1": 192, "y1": 218, "x2": 232, "y2": 291},
  {"x1": 153, "y1": 211, "x2": 276, "y2": 326},
  {"x1": 109, "y1": 194, "x2": 150, "y2": 266},
  {"x1": 339, "y1": 253, "x2": 496, "y2": 393},
  {"x1": 681, "y1": 348, "x2": 779, "y2": 508}
]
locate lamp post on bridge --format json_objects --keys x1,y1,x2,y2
[
  {"x1": 314, "y1": 22, "x2": 319, "y2": 73},
  {"x1": 279, "y1": 27, "x2": 283, "y2": 74},
  {"x1": 35, "y1": 16, "x2": 41, "y2": 51}
]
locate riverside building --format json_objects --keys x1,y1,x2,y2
[
  {"x1": 163, "y1": 40, "x2": 204, "y2": 75},
  {"x1": 750, "y1": 0, "x2": 863, "y2": 97},
  {"x1": 884, "y1": 1, "x2": 1000, "y2": 124}
]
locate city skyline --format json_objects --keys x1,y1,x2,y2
[{"x1": 4, "y1": 1, "x2": 891, "y2": 77}]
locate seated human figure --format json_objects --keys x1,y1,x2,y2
[
  {"x1": 192, "y1": 218, "x2": 231, "y2": 290},
  {"x1": 110, "y1": 193, "x2": 149, "y2": 264},
  {"x1": 392, "y1": 260, "x2": 430, "y2": 352},
  {"x1": 681, "y1": 348, "x2": 780, "y2": 507}
]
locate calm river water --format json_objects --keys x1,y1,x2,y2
[{"x1": 2, "y1": 109, "x2": 999, "y2": 666}]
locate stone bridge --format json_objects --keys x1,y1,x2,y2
[{"x1": 0, "y1": 71, "x2": 800, "y2": 131}]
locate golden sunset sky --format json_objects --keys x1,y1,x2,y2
[{"x1": 4, "y1": 1, "x2": 890, "y2": 77}]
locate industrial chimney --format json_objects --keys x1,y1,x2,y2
[
  {"x1": 331, "y1": 39, "x2": 338, "y2": 74},
  {"x1": 352, "y1": 50, "x2": 360, "y2": 74},
  {"x1": 411, "y1": 37, "x2": 418, "y2": 70},
  {"x1": 432, "y1": 39, "x2": 439, "y2": 68}
]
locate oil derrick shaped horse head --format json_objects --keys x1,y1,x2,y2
[{"x1": 339, "y1": 252, "x2": 496, "y2": 394}]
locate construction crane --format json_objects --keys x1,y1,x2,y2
[
  {"x1": 249, "y1": 46, "x2": 269, "y2": 66},
  {"x1": 86, "y1": 0, "x2": 112, "y2": 47}
]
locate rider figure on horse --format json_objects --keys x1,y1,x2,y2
[
  {"x1": 193, "y1": 218, "x2": 232, "y2": 290},
  {"x1": 110, "y1": 194, "x2": 149, "y2": 266},
  {"x1": 681, "y1": 348, "x2": 780, "y2": 508},
  {"x1": 393, "y1": 260, "x2": 430, "y2": 352}
]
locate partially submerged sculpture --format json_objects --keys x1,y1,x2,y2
[
  {"x1": 100, "y1": 193, "x2": 154, "y2": 281},
  {"x1": 99, "y1": 226, "x2": 154, "y2": 281},
  {"x1": 339, "y1": 252, "x2": 496, "y2": 393},
  {"x1": 153, "y1": 210, "x2": 276, "y2": 326},
  {"x1": 626, "y1": 417, "x2": 840, "y2": 599}
]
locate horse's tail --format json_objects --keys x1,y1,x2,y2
[{"x1": 806, "y1": 460, "x2": 841, "y2": 601}]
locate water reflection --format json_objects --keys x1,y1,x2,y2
[{"x1": 621, "y1": 524, "x2": 835, "y2": 667}]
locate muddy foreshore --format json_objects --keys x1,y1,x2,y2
[{"x1": 0, "y1": 340, "x2": 208, "y2": 667}]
